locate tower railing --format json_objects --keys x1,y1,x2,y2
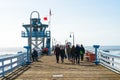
[{"x1": 21, "y1": 31, "x2": 50, "y2": 37}]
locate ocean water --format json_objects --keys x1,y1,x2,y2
[
  {"x1": 0, "y1": 46, "x2": 120, "y2": 57},
  {"x1": 85, "y1": 46, "x2": 120, "y2": 54},
  {"x1": 0, "y1": 47, "x2": 26, "y2": 57}
]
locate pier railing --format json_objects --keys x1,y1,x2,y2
[
  {"x1": 98, "y1": 51, "x2": 120, "y2": 74},
  {"x1": 85, "y1": 48, "x2": 120, "y2": 74},
  {"x1": 0, "y1": 52, "x2": 27, "y2": 77},
  {"x1": 0, "y1": 48, "x2": 120, "y2": 77}
]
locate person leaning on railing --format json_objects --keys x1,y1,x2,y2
[{"x1": 32, "y1": 48, "x2": 38, "y2": 62}]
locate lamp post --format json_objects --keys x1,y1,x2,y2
[
  {"x1": 65, "y1": 40, "x2": 68, "y2": 45},
  {"x1": 56, "y1": 41, "x2": 61, "y2": 45},
  {"x1": 70, "y1": 32, "x2": 74, "y2": 46},
  {"x1": 52, "y1": 37, "x2": 55, "y2": 51}
]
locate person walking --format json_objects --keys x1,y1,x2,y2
[
  {"x1": 75, "y1": 44, "x2": 81, "y2": 64},
  {"x1": 66, "y1": 45, "x2": 71, "y2": 60},
  {"x1": 54, "y1": 44, "x2": 60, "y2": 63},
  {"x1": 70, "y1": 45, "x2": 76, "y2": 64},
  {"x1": 80, "y1": 44, "x2": 85, "y2": 61},
  {"x1": 60, "y1": 45, "x2": 65, "y2": 63}
]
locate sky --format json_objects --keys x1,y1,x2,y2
[{"x1": 0, "y1": 0, "x2": 120, "y2": 48}]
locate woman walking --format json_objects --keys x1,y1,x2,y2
[
  {"x1": 66, "y1": 45, "x2": 71, "y2": 60},
  {"x1": 80, "y1": 44, "x2": 85, "y2": 61},
  {"x1": 70, "y1": 45, "x2": 76, "y2": 64}
]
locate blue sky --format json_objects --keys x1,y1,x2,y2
[{"x1": 0, "y1": 0, "x2": 120, "y2": 47}]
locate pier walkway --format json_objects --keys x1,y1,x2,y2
[{"x1": 1, "y1": 54, "x2": 120, "y2": 80}]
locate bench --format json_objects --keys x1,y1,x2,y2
[{"x1": 85, "y1": 51, "x2": 95, "y2": 62}]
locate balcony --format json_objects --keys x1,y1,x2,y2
[{"x1": 21, "y1": 31, "x2": 50, "y2": 38}]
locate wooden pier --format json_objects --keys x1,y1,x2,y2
[{"x1": 1, "y1": 54, "x2": 120, "y2": 80}]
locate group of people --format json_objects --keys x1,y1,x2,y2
[
  {"x1": 54, "y1": 44, "x2": 85, "y2": 64},
  {"x1": 31, "y1": 44, "x2": 85, "y2": 64},
  {"x1": 54, "y1": 45, "x2": 66, "y2": 63}
]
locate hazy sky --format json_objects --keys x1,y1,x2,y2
[{"x1": 0, "y1": 0, "x2": 120, "y2": 47}]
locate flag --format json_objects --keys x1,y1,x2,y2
[{"x1": 43, "y1": 17, "x2": 48, "y2": 21}]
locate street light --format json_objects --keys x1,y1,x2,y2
[
  {"x1": 65, "y1": 39, "x2": 68, "y2": 45},
  {"x1": 70, "y1": 32, "x2": 74, "y2": 46},
  {"x1": 56, "y1": 41, "x2": 61, "y2": 45},
  {"x1": 52, "y1": 37, "x2": 55, "y2": 51}
]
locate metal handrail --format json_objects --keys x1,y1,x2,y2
[
  {"x1": 98, "y1": 51, "x2": 120, "y2": 74},
  {"x1": 0, "y1": 52, "x2": 27, "y2": 77},
  {"x1": 86, "y1": 48, "x2": 120, "y2": 74}
]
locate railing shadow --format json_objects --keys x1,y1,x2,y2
[{"x1": 1, "y1": 65, "x2": 30, "y2": 80}]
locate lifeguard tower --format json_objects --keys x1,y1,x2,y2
[{"x1": 21, "y1": 11, "x2": 51, "y2": 62}]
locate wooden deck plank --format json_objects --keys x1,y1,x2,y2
[{"x1": 1, "y1": 54, "x2": 120, "y2": 80}]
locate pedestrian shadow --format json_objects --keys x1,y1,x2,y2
[
  {"x1": 64, "y1": 62, "x2": 95, "y2": 66},
  {"x1": 78, "y1": 61, "x2": 96, "y2": 66},
  {"x1": 80, "y1": 64, "x2": 95, "y2": 66},
  {"x1": 37, "y1": 60, "x2": 43, "y2": 62},
  {"x1": 64, "y1": 62, "x2": 76, "y2": 65},
  {"x1": 1, "y1": 65, "x2": 30, "y2": 80}
]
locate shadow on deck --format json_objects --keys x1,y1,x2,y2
[{"x1": 1, "y1": 65, "x2": 30, "y2": 80}]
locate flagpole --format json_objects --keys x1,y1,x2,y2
[
  {"x1": 49, "y1": 9, "x2": 52, "y2": 55},
  {"x1": 48, "y1": 9, "x2": 51, "y2": 31}
]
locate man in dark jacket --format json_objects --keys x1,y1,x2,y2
[
  {"x1": 60, "y1": 45, "x2": 65, "y2": 63},
  {"x1": 54, "y1": 44, "x2": 60, "y2": 63},
  {"x1": 75, "y1": 44, "x2": 81, "y2": 64}
]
